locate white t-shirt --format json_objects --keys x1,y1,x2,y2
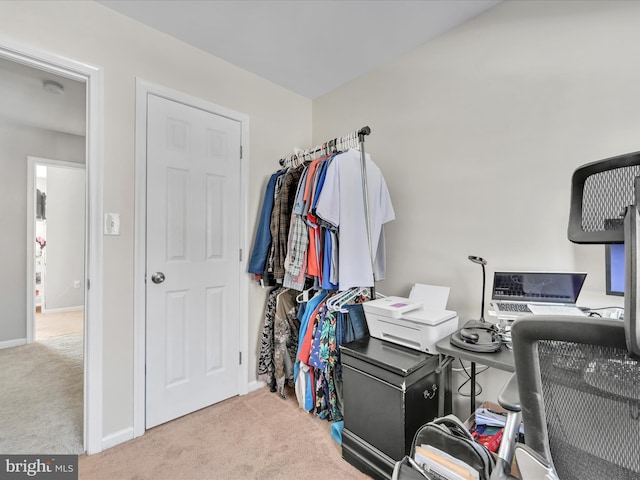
[{"x1": 315, "y1": 149, "x2": 395, "y2": 289}]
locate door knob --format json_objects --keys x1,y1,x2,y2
[{"x1": 151, "y1": 272, "x2": 165, "y2": 284}]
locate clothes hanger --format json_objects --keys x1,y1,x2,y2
[
  {"x1": 296, "y1": 287, "x2": 315, "y2": 304},
  {"x1": 327, "y1": 287, "x2": 369, "y2": 312},
  {"x1": 339, "y1": 287, "x2": 370, "y2": 311},
  {"x1": 308, "y1": 146, "x2": 319, "y2": 161},
  {"x1": 293, "y1": 148, "x2": 304, "y2": 167},
  {"x1": 348, "y1": 132, "x2": 355, "y2": 149},
  {"x1": 325, "y1": 290, "x2": 345, "y2": 312}
]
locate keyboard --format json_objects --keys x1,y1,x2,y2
[
  {"x1": 527, "y1": 304, "x2": 585, "y2": 316},
  {"x1": 498, "y1": 303, "x2": 532, "y2": 313}
]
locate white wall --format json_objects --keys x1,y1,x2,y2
[
  {"x1": 0, "y1": 121, "x2": 84, "y2": 343},
  {"x1": 45, "y1": 166, "x2": 85, "y2": 311},
  {"x1": 0, "y1": 1, "x2": 312, "y2": 441},
  {"x1": 313, "y1": 0, "x2": 640, "y2": 410}
]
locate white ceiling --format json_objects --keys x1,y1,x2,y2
[{"x1": 98, "y1": 0, "x2": 502, "y2": 99}]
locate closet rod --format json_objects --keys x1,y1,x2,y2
[{"x1": 279, "y1": 125, "x2": 371, "y2": 166}]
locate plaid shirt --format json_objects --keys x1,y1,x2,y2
[
  {"x1": 283, "y1": 213, "x2": 308, "y2": 290},
  {"x1": 270, "y1": 164, "x2": 304, "y2": 281},
  {"x1": 283, "y1": 166, "x2": 310, "y2": 289}
]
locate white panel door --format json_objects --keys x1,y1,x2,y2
[{"x1": 146, "y1": 94, "x2": 241, "y2": 428}]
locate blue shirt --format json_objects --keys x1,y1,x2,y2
[{"x1": 248, "y1": 172, "x2": 282, "y2": 275}]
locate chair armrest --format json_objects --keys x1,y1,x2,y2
[
  {"x1": 497, "y1": 373, "x2": 521, "y2": 412},
  {"x1": 493, "y1": 373, "x2": 522, "y2": 478}
]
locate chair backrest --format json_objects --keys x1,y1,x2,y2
[
  {"x1": 512, "y1": 315, "x2": 640, "y2": 480},
  {"x1": 568, "y1": 151, "x2": 640, "y2": 357},
  {"x1": 568, "y1": 150, "x2": 640, "y2": 244}
]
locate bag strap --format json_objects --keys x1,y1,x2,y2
[{"x1": 431, "y1": 414, "x2": 475, "y2": 441}]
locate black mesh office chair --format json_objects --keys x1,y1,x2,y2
[
  {"x1": 503, "y1": 151, "x2": 640, "y2": 480},
  {"x1": 510, "y1": 316, "x2": 640, "y2": 479}
]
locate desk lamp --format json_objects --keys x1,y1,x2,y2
[
  {"x1": 450, "y1": 254, "x2": 500, "y2": 353},
  {"x1": 465, "y1": 255, "x2": 487, "y2": 328}
]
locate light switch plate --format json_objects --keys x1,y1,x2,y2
[{"x1": 104, "y1": 213, "x2": 120, "y2": 236}]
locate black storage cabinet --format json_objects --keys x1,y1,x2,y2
[{"x1": 340, "y1": 336, "x2": 450, "y2": 480}]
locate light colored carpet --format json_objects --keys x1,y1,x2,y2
[
  {"x1": 79, "y1": 386, "x2": 372, "y2": 480},
  {"x1": 0, "y1": 333, "x2": 83, "y2": 455}
]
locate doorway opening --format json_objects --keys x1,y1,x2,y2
[{"x1": 0, "y1": 40, "x2": 103, "y2": 454}]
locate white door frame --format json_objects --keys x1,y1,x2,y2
[
  {"x1": 133, "y1": 79, "x2": 250, "y2": 438},
  {"x1": 26, "y1": 157, "x2": 86, "y2": 339},
  {"x1": 0, "y1": 37, "x2": 104, "y2": 454}
]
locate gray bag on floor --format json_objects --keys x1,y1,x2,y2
[{"x1": 392, "y1": 414, "x2": 495, "y2": 480}]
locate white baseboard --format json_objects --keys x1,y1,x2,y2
[
  {"x1": 246, "y1": 379, "x2": 266, "y2": 393},
  {"x1": 101, "y1": 427, "x2": 134, "y2": 451},
  {"x1": 0, "y1": 338, "x2": 27, "y2": 350}
]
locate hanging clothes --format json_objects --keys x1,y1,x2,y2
[
  {"x1": 294, "y1": 290, "x2": 327, "y2": 410},
  {"x1": 248, "y1": 171, "x2": 284, "y2": 281},
  {"x1": 269, "y1": 164, "x2": 304, "y2": 283},
  {"x1": 318, "y1": 308, "x2": 340, "y2": 420},
  {"x1": 252, "y1": 127, "x2": 396, "y2": 424},
  {"x1": 257, "y1": 286, "x2": 284, "y2": 391},
  {"x1": 315, "y1": 149, "x2": 395, "y2": 289},
  {"x1": 301, "y1": 156, "x2": 329, "y2": 280},
  {"x1": 273, "y1": 288, "x2": 300, "y2": 398},
  {"x1": 283, "y1": 164, "x2": 311, "y2": 290},
  {"x1": 292, "y1": 291, "x2": 370, "y2": 420},
  {"x1": 321, "y1": 228, "x2": 339, "y2": 290},
  {"x1": 250, "y1": 148, "x2": 395, "y2": 292}
]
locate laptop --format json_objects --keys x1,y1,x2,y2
[{"x1": 491, "y1": 271, "x2": 587, "y2": 321}]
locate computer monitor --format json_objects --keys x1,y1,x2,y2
[{"x1": 606, "y1": 243, "x2": 624, "y2": 296}]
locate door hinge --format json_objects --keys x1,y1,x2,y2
[
  {"x1": 240, "y1": 145, "x2": 243, "y2": 159},
  {"x1": 87, "y1": 278, "x2": 90, "y2": 290},
  {"x1": 239, "y1": 248, "x2": 243, "y2": 262},
  {"x1": 239, "y1": 352, "x2": 242, "y2": 365}
]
